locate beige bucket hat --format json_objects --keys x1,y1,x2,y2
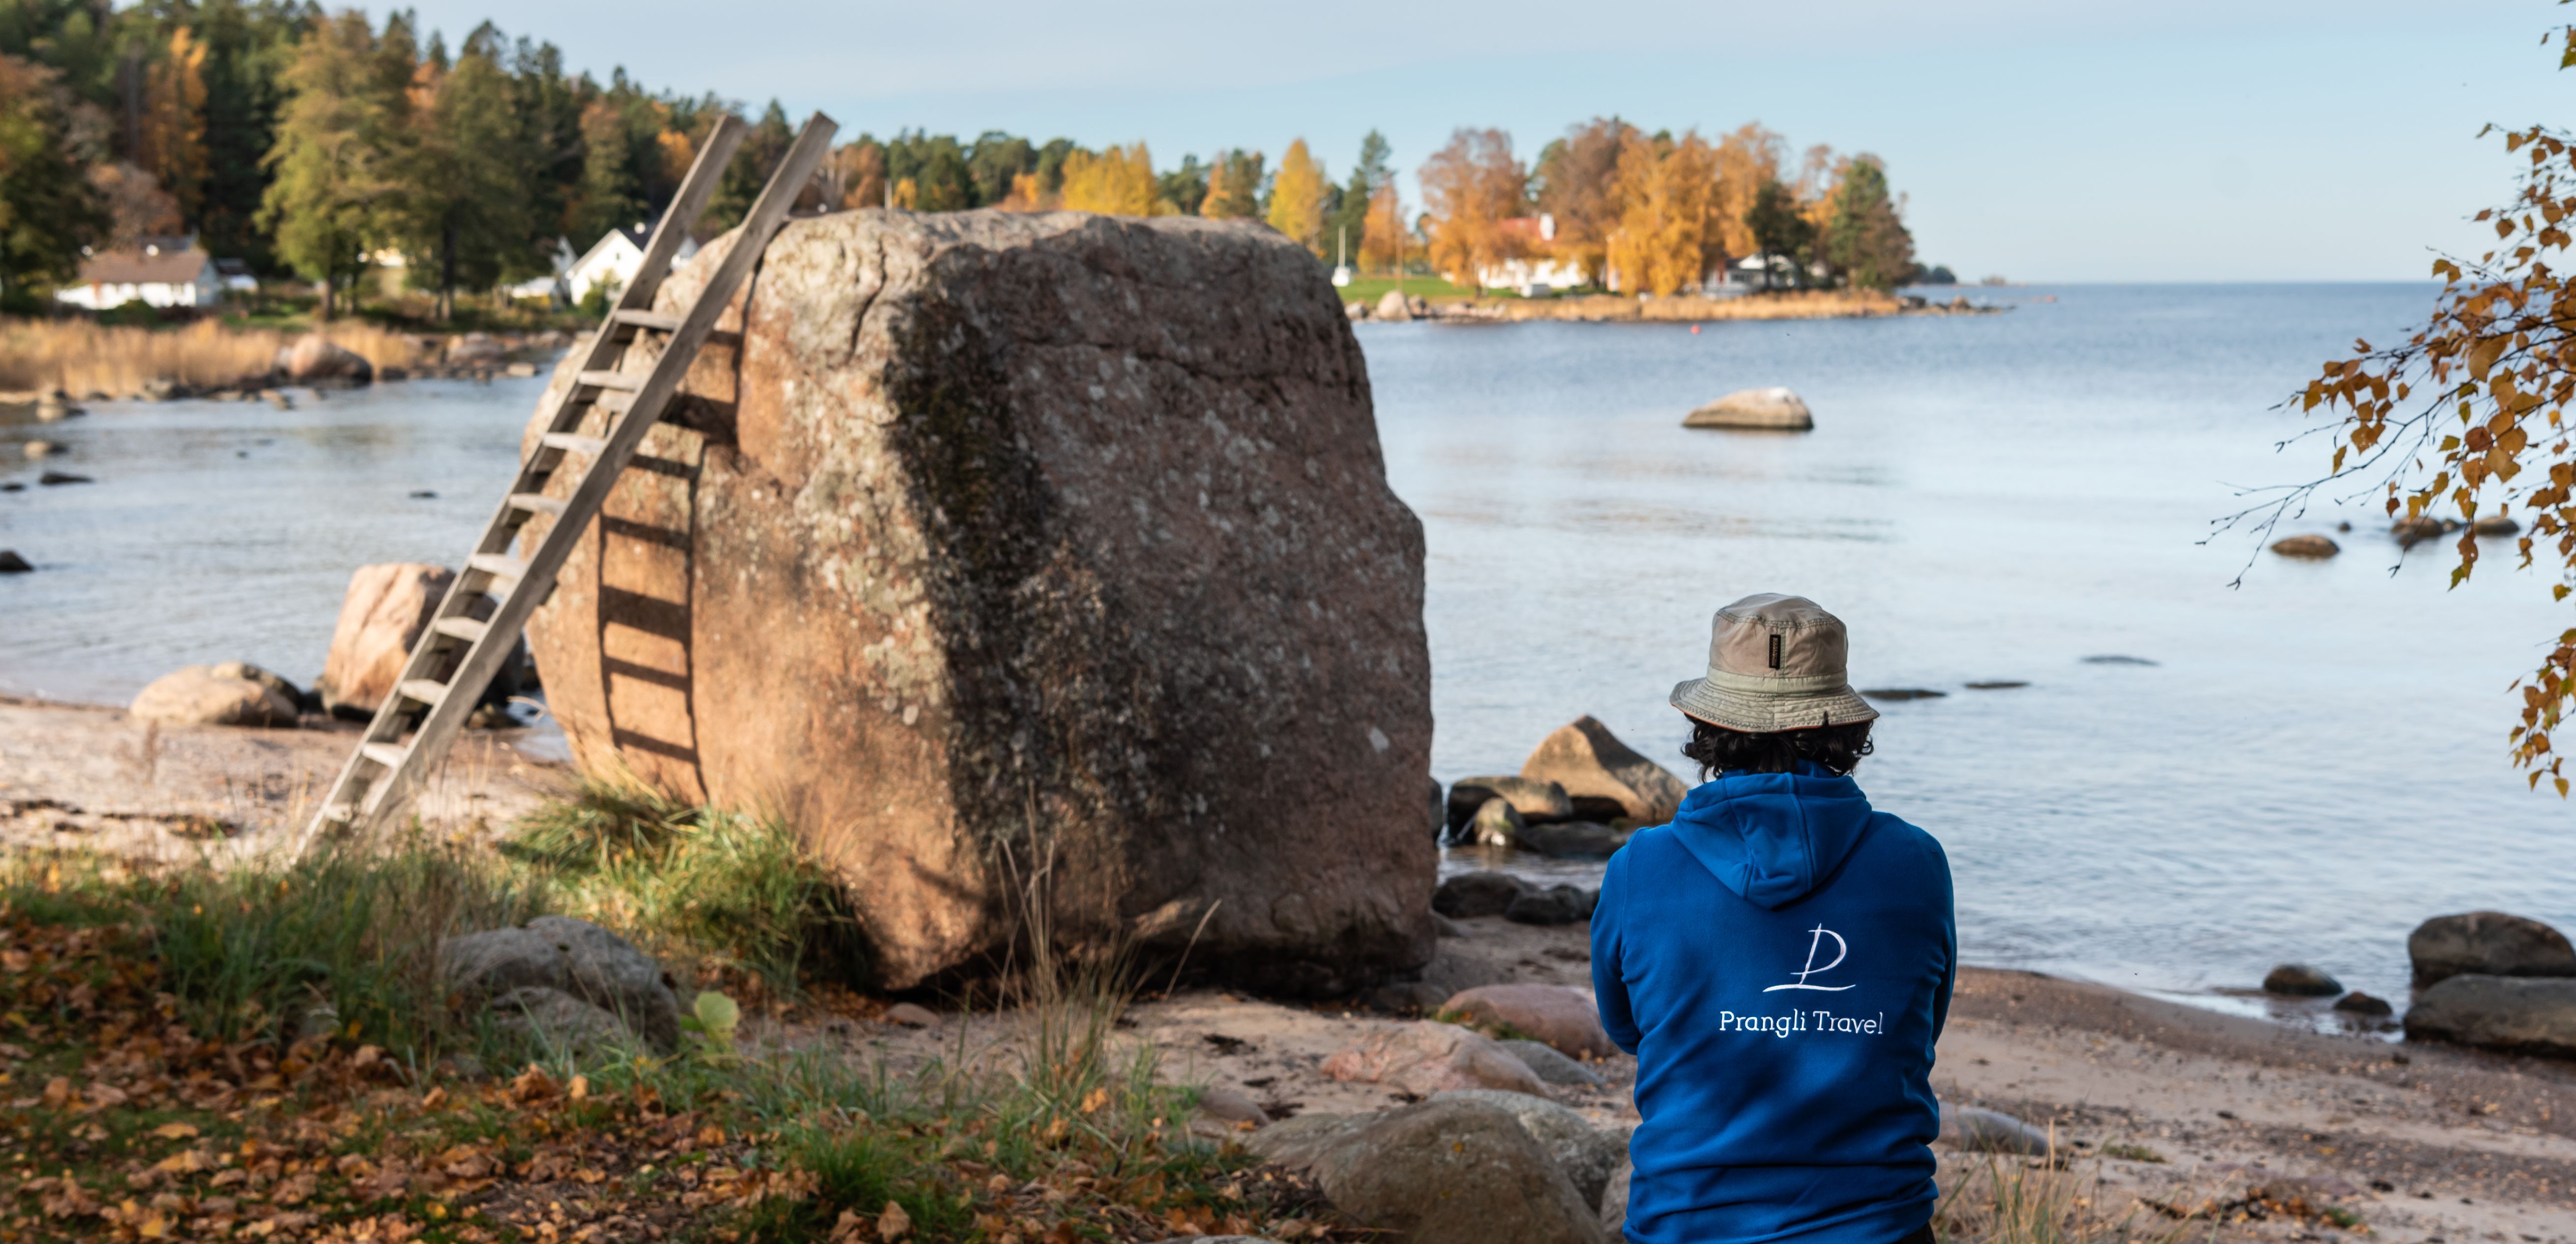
[{"x1": 1669, "y1": 593, "x2": 1880, "y2": 732}]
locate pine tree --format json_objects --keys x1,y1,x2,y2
[
  {"x1": 258, "y1": 9, "x2": 398, "y2": 318},
  {"x1": 1820, "y1": 155, "x2": 1912, "y2": 290},
  {"x1": 1266, "y1": 138, "x2": 1326, "y2": 255},
  {"x1": 1324, "y1": 130, "x2": 1389, "y2": 271},
  {"x1": 388, "y1": 23, "x2": 535, "y2": 318}
]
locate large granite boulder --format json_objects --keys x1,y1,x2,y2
[
  {"x1": 2408, "y1": 912, "x2": 2576, "y2": 985},
  {"x1": 316, "y1": 563, "x2": 453, "y2": 718},
  {"x1": 2403, "y1": 975, "x2": 2576, "y2": 1058},
  {"x1": 1521, "y1": 716, "x2": 1687, "y2": 823},
  {"x1": 1248, "y1": 1099, "x2": 1608, "y2": 1244},
  {"x1": 1683, "y1": 387, "x2": 1811, "y2": 431},
  {"x1": 518, "y1": 209, "x2": 1434, "y2": 995}
]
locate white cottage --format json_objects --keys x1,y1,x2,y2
[
  {"x1": 55, "y1": 238, "x2": 222, "y2": 310},
  {"x1": 1472, "y1": 215, "x2": 1589, "y2": 296},
  {"x1": 566, "y1": 223, "x2": 699, "y2": 304}
]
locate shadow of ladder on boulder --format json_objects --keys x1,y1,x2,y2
[{"x1": 296, "y1": 110, "x2": 839, "y2": 852}]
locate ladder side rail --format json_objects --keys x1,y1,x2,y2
[
  {"x1": 351, "y1": 113, "x2": 839, "y2": 830},
  {"x1": 620, "y1": 115, "x2": 748, "y2": 313},
  {"x1": 298, "y1": 116, "x2": 758, "y2": 850}
]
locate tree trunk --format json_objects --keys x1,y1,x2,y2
[
  {"x1": 439, "y1": 217, "x2": 456, "y2": 322},
  {"x1": 318, "y1": 275, "x2": 335, "y2": 322}
]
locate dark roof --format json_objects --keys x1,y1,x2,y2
[{"x1": 77, "y1": 244, "x2": 211, "y2": 287}]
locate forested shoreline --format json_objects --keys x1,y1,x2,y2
[{"x1": 0, "y1": 0, "x2": 1931, "y2": 321}]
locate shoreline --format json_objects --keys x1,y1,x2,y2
[{"x1": 1348, "y1": 288, "x2": 2006, "y2": 323}]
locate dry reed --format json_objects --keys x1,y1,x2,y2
[{"x1": 0, "y1": 318, "x2": 428, "y2": 396}]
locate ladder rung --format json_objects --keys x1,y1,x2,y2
[
  {"x1": 466, "y1": 553, "x2": 530, "y2": 582},
  {"x1": 539, "y1": 432, "x2": 607, "y2": 456},
  {"x1": 360, "y1": 742, "x2": 408, "y2": 769},
  {"x1": 613, "y1": 309, "x2": 683, "y2": 332},
  {"x1": 318, "y1": 803, "x2": 355, "y2": 823},
  {"x1": 430, "y1": 616, "x2": 488, "y2": 643},
  {"x1": 575, "y1": 370, "x2": 642, "y2": 391},
  {"x1": 506, "y1": 492, "x2": 567, "y2": 516},
  {"x1": 396, "y1": 679, "x2": 449, "y2": 706}
]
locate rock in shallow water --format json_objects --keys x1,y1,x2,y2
[
  {"x1": 2333, "y1": 990, "x2": 2394, "y2": 1017},
  {"x1": 2269, "y1": 534, "x2": 2340, "y2": 559},
  {"x1": 2408, "y1": 911, "x2": 2576, "y2": 985},
  {"x1": 1522, "y1": 716, "x2": 1685, "y2": 823},
  {"x1": 2262, "y1": 963, "x2": 2343, "y2": 996},
  {"x1": 0, "y1": 550, "x2": 30, "y2": 573},
  {"x1": 2403, "y1": 974, "x2": 2576, "y2": 1057},
  {"x1": 1471, "y1": 796, "x2": 1527, "y2": 848},
  {"x1": 520, "y1": 209, "x2": 1433, "y2": 997},
  {"x1": 1447, "y1": 775, "x2": 1573, "y2": 832},
  {"x1": 1515, "y1": 821, "x2": 1629, "y2": 859},
  {"x1": 1683, "y1": 386, "x2": 1812, "y2": 431}
]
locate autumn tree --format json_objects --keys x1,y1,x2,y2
[
  {"x1": 387, "y1": 23, "x2": 536, "y2": 318},
  {"x1": 2267, "y1": 17, "x2": 2576, "y2": 791},
  {"x1": 1605, "y1": 129, "x2": 1717, "y2": 296},
  {"x1": 1420, "y1": 127, "x2": 1526, "y2": 293},
  {"x1": 1710, "y1": 122, "x2": 1784, "y2": 262},
  {"x1": 259, "y1": 9, "x2": 401, "y2": 318},
  {"x1": 1200, "y1": 148, "x2": 1265, "y2": 218},
  {"x1": 824, "y1": 138, "x2": 888, "y2": 209},
  {"x1": 0, "y1": 52, "x2": 105, "y2": 304},
  {"x1": 1820, "y1": 154, "x2": 1912, "y2": 290},
  {"x1": 1324, "y1": 130, "x2": 1390, "y2": 268},
  {"x1": 88, "y1": 160, "x2": 182, "y2": 248},
  {"x1": 1267, "y1": 137, "x2": 1327, "y2": 254},
  {"x1": 1059, "y1": 141, "x2": 1158, "y2": 215},
  {"x1": 139, "y1": 26, "x2": 208, "y2": 223},
  {"x1": 1532, "y1": 116, "x2": 1634, "y2": 288},
  {"x1": 1358, "y1": 183, "x2": 1405, "y2": 274}
]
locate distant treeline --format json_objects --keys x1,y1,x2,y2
[{"x1": 0, "y1": 1, "x2": 1935, "y2": 318}]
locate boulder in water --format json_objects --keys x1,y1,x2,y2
[
  {"x1": 1447, "y1": 775, "x2": 1573, "y2": 831},
  {"x1": 278, "y1": 335, "x2": 375, "y2": 386},
  {"x1": 1374, "y1": 289, "x2": 1414, "y2": 322},
  {"x1": 0, "y1": 550, "x2": 30, "y2": 573},
  {"x1": 2270, "y1": 534, "x2": 2340, "y2": 559},
  {"x1": 1521, "y1": 716, "x2": 1686, "y2": 823},
  {"x1": 317, "y1": 563, "x2": 455, "y2": 718},
  {"x1": 2474, "y1": 515, "x2": 2521, "y2": 536},
  {"x1": 519, "y1": 209, "x2": 1433, "y2": 995},
  {"x1": 1470, "y1": 796, "x2": 1525, "y2": 848},
  {"x1": 2261, "y1": 963, "x2": 2342, "y2": 996},
  {"x1": 2408, "y1": 911, "x2": 2576, "y2": 985},
  {"x1": 1683, "y1": 386, "x2": 1812, "y2": 431}
]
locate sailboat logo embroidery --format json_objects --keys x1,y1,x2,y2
[{"x1": 1763, "y1": 925, "x2": 1857, "y2": 992}]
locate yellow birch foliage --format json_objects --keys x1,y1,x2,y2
[
  {"x1": 998, "y1": 171, "x2": 1052, "y2": 211},
  {"x1": 1267, "y1": 138, "x2": 1327, "y2": 254},
  {"x1": 2281, "y1": 24, "x2": 2576, "y2": 791},
  {"x1": 1420, "y1": 128, "x2": 1526, "y2": 291},
  {"x1": 140, "y1": 27, "x2": 209, "y2": 221},
  {"x1": 1710, "y1": 123, "x2": 1784, "y2": 260},
  {"x1": 1608, "y1": 131, "x2": 1719, "y2": 296},
  {"x1": 1200, "y1": 159, "x2": 1232, "y2": 218},
  {"x1": 1060, "y1": 142, "x2": 1158, "y2": 216},
  {"x1": 1358, "y1": 184, "x2": 1405, "y2": 274}
]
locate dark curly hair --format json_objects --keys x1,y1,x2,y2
[{"x1": 1679, "y1": 715, "x2": 1874, "y2": 780}]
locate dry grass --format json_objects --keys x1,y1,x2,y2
[
  {"x1": 1937, "y1": 1150, "x2": 2216, "y2": 1244},
  {"x1": 0, "y1": 318, "x2": 428, "y2": 396}
]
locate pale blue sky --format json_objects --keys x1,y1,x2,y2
[{"x1": 410, "y1": 0, "x2": 2566, "y2": 281}]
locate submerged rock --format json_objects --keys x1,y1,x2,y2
[
  {"x1": 129, "y1": 665, "x2": 301, "y2": 727},
  {"x1": 2270, "y1": 534, "x2": 2340, "y2": 559},
  {"x1": 2262, "y1": 963, "x2": 2343, "y2": 996},
  {"x1": 2408, "y1": 911, "x2": 2576, "y2": 985},
  {"x1": 1683, "y1": 386, "x2": 1812, "y2": 431},
  {"x1": 518, "y1": 210, "x2": 1434, "y2": 996},
  {"x1": 1443, "y1": 983, "x2": 1619, "y2": 1059},
  {"x1": 1521, "y1": 716, "x2": 1686, "y2": 823},
  {"x1": 2403, "y1": 974, "x2": 2576, "y2": 1057}
]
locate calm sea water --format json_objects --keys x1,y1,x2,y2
[{"x1": 4, "y1": 285, "x2": 2570, "y2": 1015}]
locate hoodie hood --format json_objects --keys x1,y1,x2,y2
[{"x1": 1664, "y1": 763, "x2": 1878, "y2": 909}]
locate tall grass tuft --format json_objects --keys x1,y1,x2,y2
[
  {"x1": 0, "y1": 836, "x2": 534, "y2": 1057},
  {"x1": 1936, "y1": 1146, "x2": 2211, "y2": 1244},
  {"x1": 0, "y1": 318, "x2": 426, "y2": 394},
  {"x1": 506, "y1": 777, "x2": 857, "y2": 991}
]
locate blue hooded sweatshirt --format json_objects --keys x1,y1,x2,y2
[{"x1": 1592, "y1": 764, "x2": 1955, "y2": 1244}]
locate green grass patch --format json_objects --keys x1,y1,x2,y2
[
  {"x1": 2100, "y1": 1142, "x2": 2167, "y2": 1163},
  {"x1": 1335, "y1": 274, "x2": 1487, "y2": 304}
]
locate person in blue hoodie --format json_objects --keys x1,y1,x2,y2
[{"x1": 1593, "y1": 593, "x2": 1955, "y2": 1244}]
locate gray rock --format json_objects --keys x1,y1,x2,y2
[
  {"x1": 1599, "y1": 1161, "x2": 1629, "y2": 1232},
  {"x1": 1505, "y1": 885, "x2": 1595, "y2": 926},
  {"x1": 277, "y1": 335, "x2": 375, "y2": 386},
  {"x1": 1471, "y1": 796, "x2": 1526, "y2": 848},
  {"x1": 128, "y1": 666, "x2": 300, "y2": 728},
  {"x1": 1435, "y1": 871, "x2": 1529, "y2": 919},
  {"x1": 1448, "y1": 775, "x2": 1575, "y2": 832},
  {"x1": 2270, "y1": 534, "x2": 2340, "y2": 559},
  {"x1": 1942, "y1": 1103, "x2": 2053, "y2": 1156},
  {"x1": 1254, "y1": 1098, "x2": 1606, "y2": 1244},
  {"x1": 2334, "y1": 991, "x2": 2394, "y2": 1017},
  {"x1": 38, "y1": 470, "x2": 91, "y2": 485},
  {"x1": 1683, "y1": 387, "x2": 1812, "y2": 431},
  {"x1": 488, "y1": 986, "x2": 635, "y2": 1054},
  {"x1": 2262, "y1": 963, "x2": 2343, "y2": 996},
  {"x1": 2474, "y1": 515, "x2": 2520, "y2": 536},
  {"x1": 205, "y1": 661, "x2": 307, "y2": 714},
  {"x1": 1432, "y1": 912, "x2": 1469, "y2": 938},
  {"x1": 1365, "y1": 979, "x2": 1453, "y2": 1015},
  {"x1": 439, "y1": 916, "x2": 681, "y2": 1051},
  {"x1": 1374, "y1": 289, "x2": 1414, "y2": 322},
  {"x1": 1431, "y1": 1089, "x2": 1627, "y2": 1209},
  {"x1": 22, "y1": 439, "x2": 63, "y2": 459},
  {"x1": 1516, "y1": 822, "x2": 1629, "y2": 859},
  {"x1": 2403, "y1": 974, "x2": 2576, "y2": 1057},
  {"x1": 1501, "y1": 1038, "x2": 1607, "y2": 1087},
  {"x1": 2409, "y1": 911, "x2": 2576, "y2": 985},
  {"x1": 1195, "y1": 1082, "x2": 1271, "y2": 1129}
]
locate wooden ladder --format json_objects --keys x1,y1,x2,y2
[{"x1": 299, "y1": 110, "x2": 838, "y2": 851}]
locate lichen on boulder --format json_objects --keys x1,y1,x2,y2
[{"x1": 518, "y1": 208, "x2": 1434, "y2": 995}]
